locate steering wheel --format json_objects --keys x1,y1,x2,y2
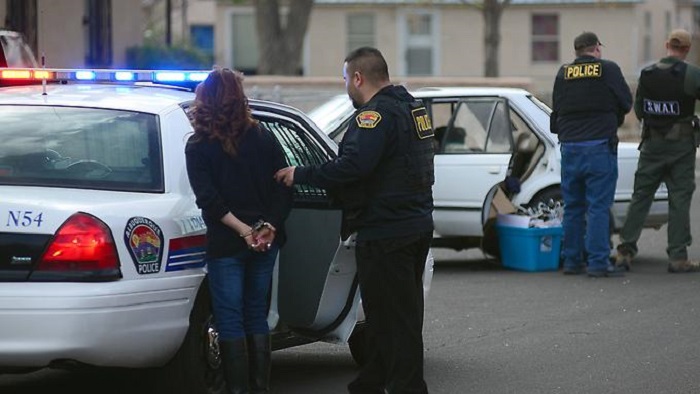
[{"x1": 65, "y1": 160, "x2": 112, "y2": 178}]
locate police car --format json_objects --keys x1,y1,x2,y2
[
  {"x1": 309, "y1": 87, "x2": 669, "y2": 252},
  {"x1": 0, "y1": 68, "x2": 434, "y2": 393}
]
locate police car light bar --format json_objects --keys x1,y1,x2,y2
[{"x1": 0, "y1": 68, "x2": 211, "y2": 85}]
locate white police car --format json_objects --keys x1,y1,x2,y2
[
  {"x1": 309, "y1": 88, "x2": 669, "y2": 253},
  {"x1": 0, "y1": 68, "x2": 434, "y2": 393}
]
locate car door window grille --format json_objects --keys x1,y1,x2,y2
[
  {"x1": 0, "y1": 105, "x2": 163, "y2": 192},
  {"x1": 258, "y1": 118, "x2": 329, "y2": 202}
]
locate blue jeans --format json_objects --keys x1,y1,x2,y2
[
  {"x1": 206, "y1": 245, "x2": 278, "y2": 340},
  {"x1": 560, "y1": 142, "x2": 617, "y2": 273}
]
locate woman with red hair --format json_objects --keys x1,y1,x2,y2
[{"x1": 185, "y1": 67, "x2": 292, "y2": 393}]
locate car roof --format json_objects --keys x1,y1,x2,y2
[
  {"x1": 0, "y1": 83, "x2": 194, "y2": 113},
  {"x1": 411, "y1": 86, "x2": 531, "y2": 98}
]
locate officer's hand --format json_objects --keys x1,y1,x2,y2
[{"x1": 274, "y1": 166, "x2": 296, "y2": 187}]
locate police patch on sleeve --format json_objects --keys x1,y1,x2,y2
[
  {"x1": 124, "y1": 217, "x2": 164, "y2": 275},
  {"x1": 411, "y1": 106, "x2": 435, "y2": 139},
  {"x1": 564, "y1": 63, "x2": 602, "y2": 80},
  {"x1": 356, "y1": 110, "x2": 382, "y2": 128}
]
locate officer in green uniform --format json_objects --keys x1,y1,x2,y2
[{"x1": 615, "y1": 29, "x2": 700, "y2": 273}]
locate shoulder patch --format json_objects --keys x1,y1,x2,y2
[
  {"x1": 356, "y1": 110, "x2": 382, "y2": 129},
  {"x1": 564, "y1": 62, "x2": 602, "y2": 80}
]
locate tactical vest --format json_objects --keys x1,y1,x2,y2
[
  {"x1": 639, "y1": 61, "x2": 694, "y2": 130},
  {"x1": 373, "y1": 96, "x2": 435, "y2": 196},
  {"x1": 558, "y1": 58, "x2": 617, "y2": 116},
  {"x1": 336, "y1": 96, "x2": 435, "y2": 239}
]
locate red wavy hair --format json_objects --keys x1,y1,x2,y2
[{"x1": 190, "y1": 67, "x2": 258, "y2": 156}]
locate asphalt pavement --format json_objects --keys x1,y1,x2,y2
[{"x1": 3, "y1": 159, "x2": 700, "y2": 393}]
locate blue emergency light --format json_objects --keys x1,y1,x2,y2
[{"x1": 0, "y1": 68, "x2": 213, "y2": 90}]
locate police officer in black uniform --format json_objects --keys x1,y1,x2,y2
[
  {"x1": 551, "y1": 32, "x2": 632, "y2": 277},
  {"x1": 275, "y1": 47, "x2": 434, "y2": 394},
  {"x1": 615, "y1": 29, "x2": 700, "y2": 273}
]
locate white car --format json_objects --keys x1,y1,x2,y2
[
  {"x1": 309, "y1": 87, "x2": 668, "y2": 252},
  {"x1": 0, "y1": 69, "x2": 433, "y2": 392}
]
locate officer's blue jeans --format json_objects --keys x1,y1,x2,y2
[
  {"x1": 560, "y1": 142, "x2": 617, "y2": 273},
  {"x1": 206, "y1": 245, "x2": 278, "y2": 340}
]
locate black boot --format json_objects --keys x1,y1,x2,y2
[
  {"x1": 247, "y1": 334, "x2": 271, "y2": 393},
  {"x1": 219, "y1": 338, "x2": 250, "y2": 394}
]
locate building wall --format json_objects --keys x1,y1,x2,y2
[
  {"x1": 37, "y1": 0, "x2": 84, "y2": 68},
  {"x1": 0, "y1": 0, "x2": 144, "y2": 68},
  {"x1": 305, "y1": 3, "x2": 643, "y2": 98}
]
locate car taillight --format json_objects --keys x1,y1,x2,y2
[{"x1": 33, "y1": 213, "x2": 122, "y2": 281}]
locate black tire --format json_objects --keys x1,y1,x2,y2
[
  {"x1": 153, "y1": 280, "x2": 225, "y2": 394},
  {"x1": 528, "y1": 187, "x2": 564, "y2": 267},
  {"x1": 348, "y1": 325, "x2": 367, "y2": 367},
  {"x1": 528, "y1": 187, "x2": 563, "y2": 209}
]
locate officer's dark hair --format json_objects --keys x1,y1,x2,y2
[{"x1": 345, "y1": 47, "x2": 390, "y2": 85}]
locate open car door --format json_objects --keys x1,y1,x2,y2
[
  {"x1": 431, "y1": 97, "x2": 514, "y2": 237},
  {"x1": 250, "y1": 102, "x2": 359, "y2": 346}
]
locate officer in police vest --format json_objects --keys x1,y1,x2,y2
[
  {"x1": 274, "y1": 47, "x2": 434, "y2": 394},
  {"x1": 551, "y1": 31, "x2": 633, "y2": 277},
  {"x1": 615, "y1": 29, "x2": 700, "y2": 273}
]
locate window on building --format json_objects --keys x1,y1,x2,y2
[
  {"x1": 85, "y1": 0, "x2": 112, "y2": 67},
  {"x1": 231, "y1": 13, "x2": 259, "y2": 75},
  {"x1": 531, "y1": 14, "x2": 558, "y2": 63},
  {"x1": 403, "y1": 12, "x2": 436, "y2": 76},
  {"x1": 190, "y1": 25, "x2": 214, "y2": 62},
  {"x1": 347, "y1": 14, "x2": 375, "y2": 52}
]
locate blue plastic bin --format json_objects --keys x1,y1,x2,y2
[{"x1": 496, "y1": 224, "x2": 563, "y2": 272}]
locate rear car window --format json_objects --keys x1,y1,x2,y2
[{"x1": 0, "y1": 105, "x2": 163, "y2": 192}]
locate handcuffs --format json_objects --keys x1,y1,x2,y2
[
  {"x1": 241, "y1": 220, "x2": 275, "y2": 250},
  {"x1": 251, "y1": 219, "x2": 275, "y2": 233}
]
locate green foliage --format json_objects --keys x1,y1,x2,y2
[{"x1": 126, "y1": 42, "x2": 212, "y2": 70}]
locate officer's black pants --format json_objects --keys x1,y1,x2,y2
[{"x1": 348, "y1": 232, "x2": 431, "y2": 394}]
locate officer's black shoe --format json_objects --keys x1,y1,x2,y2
[
  {"x1": 588, "y1": 265, "x2": 626, "y2": 278},
  {"x1": 562, "y1": 265, "x2": 585, "y2": 275}
]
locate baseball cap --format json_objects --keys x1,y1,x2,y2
[
  {"x1": 667, "y1": 29, "x2": 691, "y2": 48},
  {"x1": 574, "y1": 32, "x2": 602, "y2": 50}
]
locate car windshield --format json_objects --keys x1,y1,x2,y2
[
  {"x1": 307, "y1": 94, "x2": 353, "y2": 134},
  {"x1": 0, "y1": 105, "x2": 163, "y2": 192}
]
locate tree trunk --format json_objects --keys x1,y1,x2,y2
[
  {"x1": 482, "y1": 0, "x2": 508, "y2": 77},
  {"x1": 255, "y1": 0, "x2": 314, "y2": 75}
]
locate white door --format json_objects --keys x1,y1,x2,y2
[
  {"x1": 252, "y1": 106, "x2": 359, "y2": 343},
  {"x1": 430, "y1": 97, "x2": 514, "y2": 237}
]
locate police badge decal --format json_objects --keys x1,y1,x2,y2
[{"x1": 124, "y1": 216, "x2": 164, "y2": 275}]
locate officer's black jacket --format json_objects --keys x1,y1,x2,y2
[
  {"x1": 295, "y1": 85, "x2": 434, "y2": 241},
  {"x1": 551, "y1": 55, "x2": 633, "y2": 142}
]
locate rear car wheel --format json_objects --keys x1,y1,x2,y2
[
  {"x1": 153, "y1": 279, "x2": 225, "y2": 394},
  {"x1": 528, "y1": 187, "x2": 564, "y2": 266},
  {"x1": 528, "y1": 187, "x2": 563, "y2": 209}
]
